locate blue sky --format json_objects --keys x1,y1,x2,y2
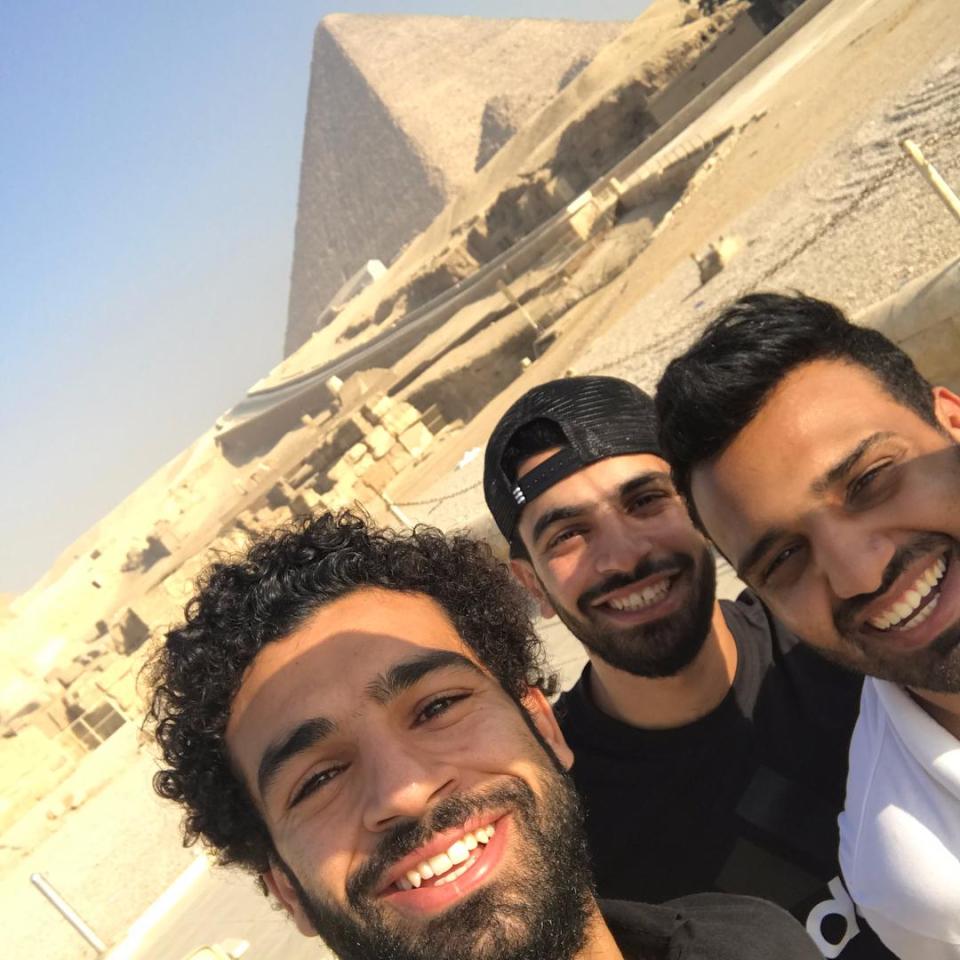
[{"x1": 0, "y1": 1, "x2": 649, "y2": 594}]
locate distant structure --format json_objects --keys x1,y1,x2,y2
[{"x1": 283, "y1": 14, "x2": 625, "y2": 356}]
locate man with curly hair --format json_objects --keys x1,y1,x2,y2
[{"x1": 147, "y1": 511, "x2": 819, "y2": 960}]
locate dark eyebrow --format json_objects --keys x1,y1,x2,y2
[
  {"x1": 365, "y1": 650, "x2": 484, "y2": 705},
  {"x1": 619, "y1": 471, "x2": 672, "y2": 497},
  {"x1": 258, "y1": 716, "x2": 336, "y2": 801},
  {"x1": 532, "y1": 504, "x2": 587, "y2": 545},
  {"x1": 810, "y1": 432, "x2": 896, "y2": 495},
  {"x1": 531, "y1": 471, "x2": 670, "y2": 546},
  {"x1": 256, "y1": 650, "x2": 483, "y2": 802}
]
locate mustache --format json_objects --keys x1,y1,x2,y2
[
  {"x1": 577, "y1": 553, "x2": 693, "y2": 614},
  {"x1": 345, "y1": 780, "x2": 534, "y2": 907},
  {"x1": 834, "y1": 533, "x2": 954, "y2": 635}
]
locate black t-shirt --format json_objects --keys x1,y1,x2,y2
[
  {"x1": 602, "y1": 893, "x2": 822, "y2": 959},
  {"x1": 556, "y1": 592, "x2": 893, "y2": 959}
]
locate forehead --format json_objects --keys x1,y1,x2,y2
[
  {"x1": 691, "y1": 360, "x2": 929, "y2": 551},
  {"x1": 225, "y1": 589, "x2": 475, "y2": 767},
  {"x1": 517, "y1": 449, "x2": 670, "y2": 517}
]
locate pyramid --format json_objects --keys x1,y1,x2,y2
[{"x1": 284, "y1": 14, "x2": 625, "y2": 356}]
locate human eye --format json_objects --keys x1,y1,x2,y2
[
  {"x1": 847, "y1": 459, "x2": 895, "y2": 505},
  {"x1": 628, "y1": 489, "x2": 670, "y2": 513},
  {"x1": 415, "y1": 692, "x2": 472, "y2": 725},
  {"x1": 290, "y1": 764, "x2": 345, "y2": 808},
  {"x1": 761, "y1": 543, "x2": 805, "y2": 585},
  {"x1": 545, "y1": 526, "x2": 585, "y2": 552}
]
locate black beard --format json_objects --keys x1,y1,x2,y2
[
  {"x1": 544, "y1": 545, "x2": 717, "y2": 678},
  {"x1": 278, "y1": 752, "x2": 595, "y2": 960},
  {"x1": 831, "y1": 534, "x2": 960, "y2": 693}
]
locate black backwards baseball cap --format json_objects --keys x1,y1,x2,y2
[{"x1": 483, "y1": 375, "x2": 663, "y2": 542}]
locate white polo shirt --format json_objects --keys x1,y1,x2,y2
[{"x1": 840, "y1": 677, "x2": 960, "y2": 959}]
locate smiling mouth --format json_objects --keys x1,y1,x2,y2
[
  {"x1": 594, "y1": 576, "x2": 674, "y2": 613},
  {"x1": 392, "y1": 823, "x2": 496, "y2": 892},
  {"x1": 867, "y1": 554, "x2": 948, "y2": 633}
]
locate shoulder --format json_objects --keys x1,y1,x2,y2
[
  {"x1": 841, "y1": 680, "x2": 960, "y2": 945},
  {"x1": 604, "y1": 893, "x2": 821, "y2": 959}
]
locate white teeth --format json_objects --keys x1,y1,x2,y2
[
  {"x1": 607, "y1": 578, "x2": 671, "y2": 611},
  {"x1": 433, "y1": 859, "x2": 474, "y2": 886},
  {"x1": 428, "y1": 852, "x2": 453, "y2": 876},
  {"x1": 448, "y1": 840, "x2": 469, "y2": 865},
  {"x1": 394, "y1": 824, "x2": 495, "y2": 891},
  {"x1": 902, "y1": 594, "x2": 940, "y2": 629},
  {"x1": 869, "y1": 556, "x2": 948, "y2": 630},
  {"x1": 893, "y1": 600, "x2": 914, "y2": 620}
]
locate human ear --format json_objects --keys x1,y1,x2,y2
[
  {"x1": 522, "y1": 687, "x2": 574, "y2": 770},
  {"x1": 933, "y1": 386, "x2": 960, "y2": 439},
  {"x1": 510, "y1": 559, "x2": 556, "y2": 619},
  {"x1": 263, "y1": 864, "x2": 319, "y2": 937}
]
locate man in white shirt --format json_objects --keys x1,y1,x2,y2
[{"x1": 654, "y1": 292, "x2": 960, "y2": 958}]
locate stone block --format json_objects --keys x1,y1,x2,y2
[
  {"x1": 51, "y1": 660, "x2": 85, "y2": 690},
  {"x1": 382, "y1": 402, "x2": 421, "y2": 438},
  {"x1": 327, "y1": 418, "x2": 365, "y2": 458},
  {"x1": 366, "y1": 425, "x2": 394, "y2": 459},
  {"x1": 289, "y1": 460, "x2": 318, "y2": 489},
  {"x1": 95, "y1": 656, "x2": 132, "y2": 696},
  {"x1": 353, "y1": 453, "x2": 376, "y2": 479},
  {"x1": 364, "y1": 395, "x2": 395, "y2": 424},
  {"x1": 398, "y1": 422, "x2": 434, "y2": 460},
  {"x1": 326, "y1": 457, "x2": 356, "y2": 487},
  {"x1": 386, "y1": 444, "x2": 414, "y2": 475},
  {"x1": 361, "y1": 457, "x2": 397, "y2": 492},
  {"x1": 345, "y1": 441, "x2": 369, "y2": 465},
  {"x1": 291, "y1": 488, "x2": 323, "y2": 517},
  {"x1": 322, "y1": 484, "x2": 358, "y2": 514}
]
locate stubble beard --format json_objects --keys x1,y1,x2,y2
[
  {"x1": 544, "y1": 545, "x2": 717, "y2": 678},
  {"x1": 278, "y1": 753, "x2": 595, "y2": 960}
]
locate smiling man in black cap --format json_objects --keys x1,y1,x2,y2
[{"x1": 483, "y1": 375, "x2": 891, "y2": 959}]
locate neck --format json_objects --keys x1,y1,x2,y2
[
  {"x1": 577, "y1": 904, "x2": 626, "y2": 960},
  {"x1": 588, "y1": 603, "x2": 737, "y2": 729},
  {"x1": 911, "y1": 688, "x2": 960, "y2": 740}
]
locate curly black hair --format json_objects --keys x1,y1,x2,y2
[{"x1": 145, "y1": 510, "x2": 557, "y2": 877}]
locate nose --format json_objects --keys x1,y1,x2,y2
[
  {"x1": 361, "y1": 736, "x2": 459, "y2": 833},
  {"x1": 814, "y1": 521, "x2": 895, "y2": 600},
  {"x1": 593, "y1": 514, "x2": 651, "y2": 575}
]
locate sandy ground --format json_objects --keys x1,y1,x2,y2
[
  {"x1": 7, "y1": 0, "x2": 960, "y2": 957},
  {"x1": 394, "y1": 0, "x2": 960, "y2": 532}
]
